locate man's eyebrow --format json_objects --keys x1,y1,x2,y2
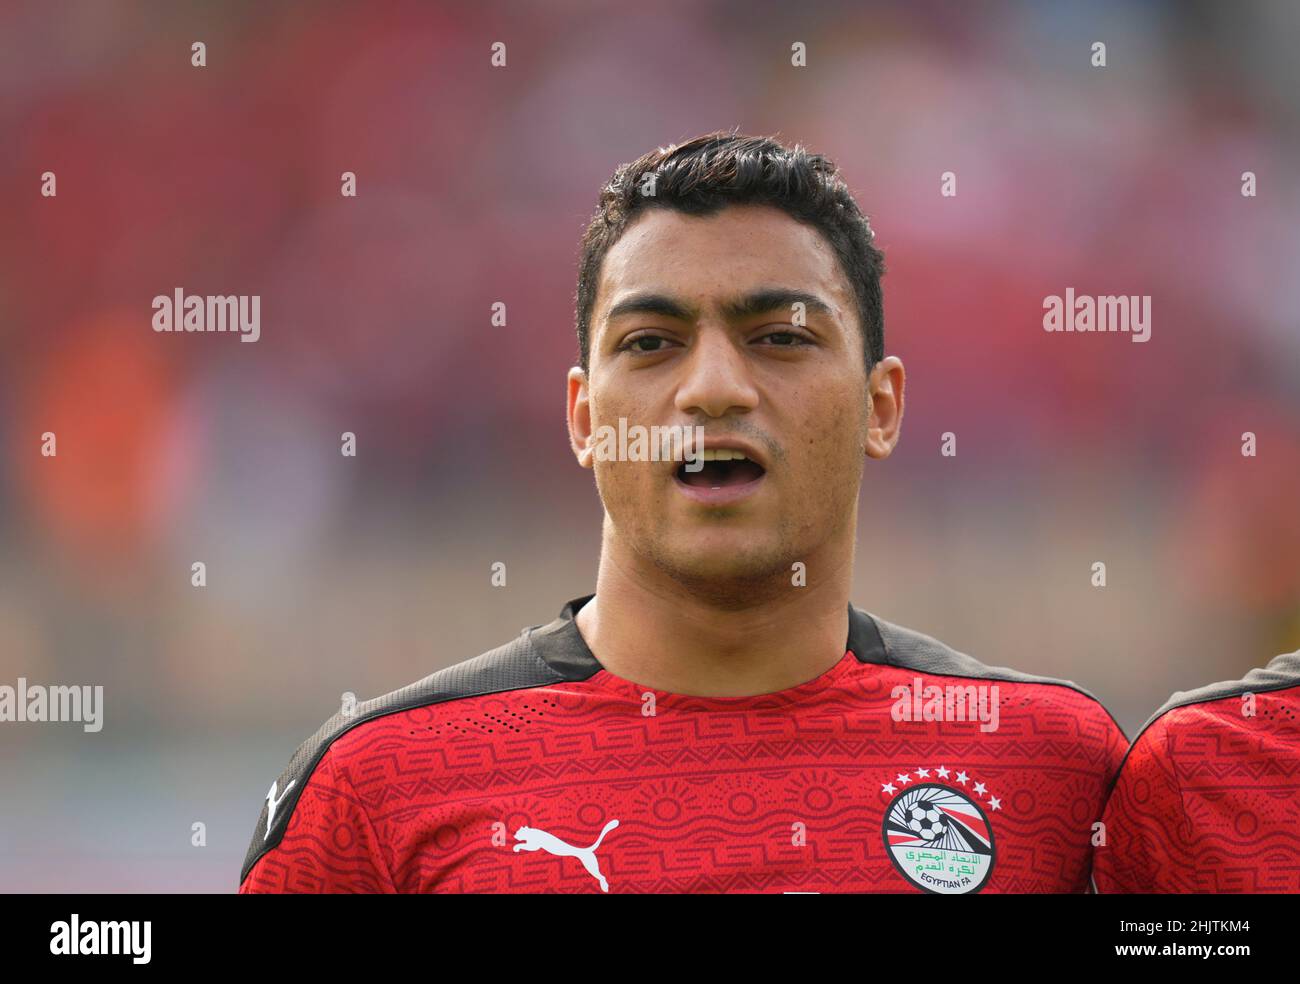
[
  {"x1": 605, "y1": 292, "x2": 698, "y2": 323},
  {"x1": 719, "y1": 288, "x2": 833, "y2": 321},
  {"x1": 603, "y1": 288, "x2": 833, "y2": 325}
]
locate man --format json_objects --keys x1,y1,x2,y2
[
  {"x1": 1093, "y1": 648, "x2": 1300, "y2": 893},
  {"x1": 239, "y1": 132, "x2": 1126, "y2": 894}
]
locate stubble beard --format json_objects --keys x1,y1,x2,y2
[{"x1": 639, "y1": 516, "x2": 803, "y2": 610}]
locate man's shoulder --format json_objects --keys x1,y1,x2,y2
[
  {"x1": 1128, "y1": 648, "x2": 1300, "y2": 753},
  {"x1": 240, "y1": 599, "x2": 601, "y2": 885},
  {"x1": 855, "y1": 605, "x2": 1122, "y2": 725},
  {"x1": 858, "y1": 608, "x2": 1073, "y2": 684},
  {"x1": 289, "y1": 620, "x2": 573, "y2": 761}
]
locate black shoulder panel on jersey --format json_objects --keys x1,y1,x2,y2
[
  {"x1": 853, "y1": 606, "x2": 1127, "y2": 738},
  {"x1": 238, "y1": 595, "x2": 606, "y2": 886},
  {"x1": 1129, "y1": 648, "x2": 1300, "y2": 748}
]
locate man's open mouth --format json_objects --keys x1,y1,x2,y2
[{"x1": 675, "y1": 449, "x2": 766, "y2": 489}]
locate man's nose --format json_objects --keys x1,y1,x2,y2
[{"x1": 673, "y1": 327, "x2": 760, "y2": 418}]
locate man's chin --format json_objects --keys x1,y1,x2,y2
[{"x1": 647, "y1": 541, "x2": 796, "y2": 601}]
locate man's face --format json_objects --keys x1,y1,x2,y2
[{"x1": 568, "y1": 203, "x2": 901, "y2": 595}]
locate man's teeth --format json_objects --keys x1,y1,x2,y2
[{"x1": 696, "y1": 449, "x2": 749, "y2": 462}]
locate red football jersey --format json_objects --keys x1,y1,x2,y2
[
  {"x1": 239, "y1": 595, "x2": 1126, "y2": 893},
  {"x1": 1093, "y1": 649, "x2": 1300, "y2": 893}
]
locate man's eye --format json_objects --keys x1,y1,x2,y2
[
  {"x1": 759, "y1": 330, "x2": 809, "y2": 346},
  {"x1": 621, "y1": 335, "x2": 675, "y2": 353}
]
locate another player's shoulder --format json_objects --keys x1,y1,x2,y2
[
  {"x1": 240, "y1": 595, "x2": 601, "y2": 885},
  {"x1": 852, "y1": 604, "x2": 1123, "y2": 730},
  {"x1": 1129, "y1": 648, "x2": 1300, "y2": 753},
  {"x1": 1102, "y1": 647, "x2": 1300, "y2": 865}
]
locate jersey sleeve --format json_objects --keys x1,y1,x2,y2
[
  {"x1": 1092, "y1": 715, "x2": 1196, "y2": 892},
  {"x1": 238, "y1": 745, "x2": 397, "y2": 894}
]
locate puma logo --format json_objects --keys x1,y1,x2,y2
[
  {"x1": 264, "y1": 779, "x2": 296, "y2": 840},
  {"x1": 512, "y1": 819, "x2": 620, "y2": 892}
]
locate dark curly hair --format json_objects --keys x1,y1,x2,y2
[{"x1": 574, "y1": 130, "x2": 886, "y2": 376}]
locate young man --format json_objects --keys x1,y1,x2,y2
[
  {"x1": 1093, "y1": 648, "x2": 1300, "y2": 893},
  {"x1": 239, "y1": 132, "x2": 1126, "y2": 894}
]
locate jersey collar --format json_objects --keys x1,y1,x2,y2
[{"x1": 528, "y1": 593, "x2": 888, "y2": 680}]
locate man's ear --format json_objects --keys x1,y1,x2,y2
[
  {"x1": 567, "y1": 366, "x2": 596, "y2": 468},
  {"x1": 865, "y1": 356, "x2": 905, "y2": 460}
]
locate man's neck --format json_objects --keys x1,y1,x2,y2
[{"x1": 574, "y1": 527, "x2": 856, "y2": 698}]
